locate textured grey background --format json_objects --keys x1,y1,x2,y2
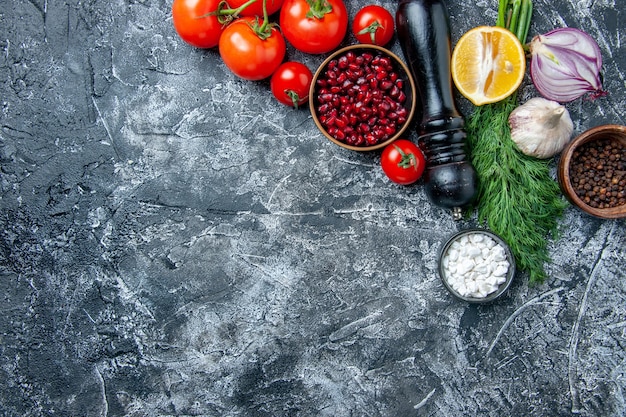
[{"x1": 1, "y1": 0, "x2": 625, "y2": 416}]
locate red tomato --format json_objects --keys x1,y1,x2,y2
[
  {"x1": 381, "y1": 139, "x2": 426, "y2": 185},
  {"x1": 279, "y1": 0, "x2": 348, "y2": 54},
  {"x1": 228, "y1": 0, "x2": 285, "y2": 17},
  {"x1": 218, "y1": 17, "x2": 286, "y2": 80},
  {"x1": 172, "y1": 0, "x2": 231, "y2": 49},
  {"x1": 270, "y1": 62, "x2": 313, "y2": 108},
  {"x1": 352, "y1": 5, "x2": 395, "y2": 46}
]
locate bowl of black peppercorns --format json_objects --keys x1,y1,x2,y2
[{"x1": 558, "y1": 124, "x2": 626, "y2": 219}]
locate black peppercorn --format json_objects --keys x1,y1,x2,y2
[{"x1": 570, "y1": 138, "x2": 626, "y2": 209}]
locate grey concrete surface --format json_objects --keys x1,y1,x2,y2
[{"x1": 1, "y1": 0, "x2": 625, "y2": 416}]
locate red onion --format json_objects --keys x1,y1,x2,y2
[{"x1": 529, "y1": 27, "x2": 607, "y2": 103}]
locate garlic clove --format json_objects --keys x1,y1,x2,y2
[{"x1": 508, "y1": 97, "x2": 574, "y2": 159}]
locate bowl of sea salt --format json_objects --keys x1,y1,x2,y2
[{"x1": 438, "y1": 229, "x2": 515, "y2": 303}]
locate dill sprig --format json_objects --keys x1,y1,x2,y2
[
  {"x1": 465, "y1": 0, "x2": 567, "y2": 284},
  {"x1": 465, "y1": 97, "x2": 567, "y2": 284}
]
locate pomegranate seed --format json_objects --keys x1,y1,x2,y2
[
  {"x1": 313, "y1": 50, "x2": 411, "y2": 147},
  {"x1": 389, "y1": 85, "x2": 401, "y2": 99},
  {"x1": 384, "y1": 125, "x2": 396, "y2": 136},
  {"x1": 334, "y1": 128, "x2": 345, "y2": 140},
  {"x1": 317, "y1": 103, "x2": 330, "y2": 114},
  {"x1": 379, "y1": 79, "x2": 393, "y2": 90},
  {"x1": 337, "y1": 114, "x2": 349, "y2": 128},
  {"x1": 319, "y1": 93, "x2": 333, "y2": 102}
]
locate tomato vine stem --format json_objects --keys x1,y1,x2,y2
[
  {"x1": 243, "y1": 0, "x2": 278, "y2": 40},
  {"x1": 305, "y1": 0, "x2": 333, "y2": 20},
  {"x1": 198, "y1": 0, "x2": 258, "y2": 25}
]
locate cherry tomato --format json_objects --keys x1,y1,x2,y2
[
  {"x1": 228, "y1": 0, "x2": 285, "y2": 17},
  {"x1": 172, "y1": 0, "x2": 233, "y2": 49},
  {"x1": 270, "y1": 62, "x2": 313, "y2": 108},
  {"x1": 381, "y1": 139, "x2": 426, "y2": 185},
  {"x1": 218, "y1": 17, "x2": 286, "y2": 80},
  {"x1": 279, "y1": 0, "x2": 348, "y2": 54},
  {"x1": 352, "y1": 5, "x2": 395, "y2": 46}
]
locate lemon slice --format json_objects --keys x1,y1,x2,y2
[{"x1": 451, "y1": 26, "x2": 526, "y2": 106}]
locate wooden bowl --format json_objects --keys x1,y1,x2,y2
[
  {"x1": 309, "y1": 44, "x2": 417, "y2": 152},
  {"x1": 557, "y1": 124, "x2": 626, "y2": 219}
]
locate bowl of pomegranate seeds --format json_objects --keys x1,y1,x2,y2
[
  {"x1": 309, "y1": 44, "x2": 417, "y2": 151},
  {"x1": 558, "y1": 124, "x2": 626, "y2": 219}
]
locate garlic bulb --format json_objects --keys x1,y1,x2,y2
[{"x1": 508, "y1": 97, "x2": 574, "y2": 159}]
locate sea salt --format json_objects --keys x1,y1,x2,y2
[{"x1": 442, "y1": 232, "x2": 510, "y2": 298}]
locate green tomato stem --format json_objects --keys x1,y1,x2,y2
[
  {"x1": 248, "y1": 0, "x2": 277, "y2": 40},
  {"x1": 394, "y1": 145, "x2": 418, "y2": 170},
  {"x1": 215, "y1": 0, "x2": 257, "y2": 17},
  {"x1": 357, "y1": 21, "x2": 384, "y2": 44},
  {"x1": 305, "y1": 0, "x2": 333, "y2": 20},
  {"x1": 286, "y1": 90, "x2": 301, "y2": 109}
]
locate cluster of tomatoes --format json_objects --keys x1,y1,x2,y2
[
  {"x1": 173, "y1": 0, "x2": 394, "y2": 103},
  {"x1": 172, "y1": 0, "x2": 425, "y2": 184}
]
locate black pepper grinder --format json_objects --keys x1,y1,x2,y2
[{"x1": 396, "y1": 0, "x2": 478, "y2": 220}]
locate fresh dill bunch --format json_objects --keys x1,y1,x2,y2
[{"x1": 465, "y1": 96, "x2": 568, "y2": 284}]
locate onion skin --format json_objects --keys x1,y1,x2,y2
[{"x1": 529, "y1": 27, "x2": 607, "y2": 103}]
